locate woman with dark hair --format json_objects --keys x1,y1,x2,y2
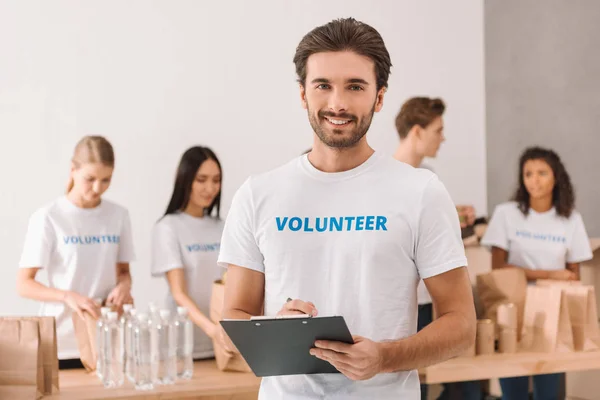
[
  {"x1": 482, "y1": 146, "x2": 593, "y2": 400},
  {"x1": 151, "y1": 146, "x2": 224, "y2": 360}
]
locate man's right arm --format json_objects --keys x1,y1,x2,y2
[{"x1": 222, "y1": 264, "x2": 265, "y2": 320}]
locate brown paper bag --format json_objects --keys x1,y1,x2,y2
[
  {"x1": 72, "y1": 312, "x2": 99, "y2": 372},
  {"x1": 209, "y1": 280, "x2": 252, "y2": 372},
  {"x1": 3, "y1": 317, "x2": 59, "y2": 395},
  {"x1": 562, "y1": 285, "x2": 600, "y2": 351},
  {"x1": 0, "y1": 319, "x2": 43, "y2": 399},
  {"x1": 520, "y1": 285, "x2": 574, "y2": 352},
  {"x1": 476, "y1": 268, "x2": 528, "y2": 338},
  {"x1": 535, "y1": 281, "x2": 600, "y2": 351}
]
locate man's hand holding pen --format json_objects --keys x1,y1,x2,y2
[
  {"x1": 277, "y1": 297, "x2": 318, "y2": 317},
  {"x1": 281, "y1": 298, "x2": 384, "y2": 381}
]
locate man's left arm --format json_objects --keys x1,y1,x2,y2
[{"x1": 311, "y1": 267, "x2": 475, "y2": 380}]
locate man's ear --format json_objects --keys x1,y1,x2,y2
[
  {"x1": 374, "y1": 87, "x2": 386, "y2": 113},
  {"x1": 409, "y1": 125, "x2": 423, "y2": 140},
  {"x1": 300, "y1": 83, "x2": 307, "y2": 110}
]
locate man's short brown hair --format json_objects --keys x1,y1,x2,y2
[
  {"x1": 395, "y1": 97, "x2": 445, "y2": 139},
  {"x1": 293, "y1": 18, "x2": 392, "y2": 91}
]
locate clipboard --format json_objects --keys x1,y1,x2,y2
[{"x1": 220, "y1": 316, "x2": 353, "y2": 377}]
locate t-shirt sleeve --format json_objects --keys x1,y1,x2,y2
[
  {"x1": 217, "y1": 178, "x2": 265, "y2": 273},
  {"x1": 415, "y1": 176, "x2": 467, "y2": 280},
  {"x1": 566, "y1": 212, "x2": 593, "y2": 263},
  {"x1": 19, "y1": 209, "x2": 54, "y2": 269},
  {"x1": 117, "y1": 210, "x2": 136, "y2": 263},
  {"x1": 150, "y1": 220, "x2": 184, "y2": 276},
  {"x1": 481, "y1": 205, "x2": 509, "y2": 250}
]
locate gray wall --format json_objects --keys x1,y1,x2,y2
[{"x1": 485, "y1": 0, "x2": 600, "y2": 236}]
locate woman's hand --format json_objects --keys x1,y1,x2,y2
[
  {"x1": 106, "y1": 282, "x2": 134, "y2": 309},
  {"x1": 63, "y1": 291, "x2": 101, "y2": 319}
]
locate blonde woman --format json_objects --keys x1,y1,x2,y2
[{"x1": 17, "y1": 136, "x2": 135, "y2": 369}]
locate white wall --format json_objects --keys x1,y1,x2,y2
[{"x1": 0, "y1": 0, "x2": 486, "y2": 316}]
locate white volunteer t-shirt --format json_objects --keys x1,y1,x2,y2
[
  {"x1": 482, "y1": 201, "x2": 592, "y2": 271},
  {"x1": 19, "y1": 196, "x2": 135, "y2": 359},
  {"x1": 417, "y1": 162, "x2": 435, "y2": 305},
  {"x1": 151, "y1": 212, "x2": 224, "y2": 359},
  {"x1": 218, "y1": 152, "x2": 467, "y2": 400}
]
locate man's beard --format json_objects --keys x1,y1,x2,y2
[{"x1": 308, "y1": 103, "x2": 376, "y2": 149}]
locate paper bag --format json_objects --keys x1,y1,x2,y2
[
  {"x1": 476, "y1": 268, "x2": 528, "y2": 338},
  {"x1": 520, "y1": 285, "x2": 574, "y2": 352},
  {"x1": 209, "y1": 280, "x2": 252, "y2": 372},
  {"x1": 3, "y1": 317, "x2": 59, "y2": 395},
  {"x1": 562, "y1": 285, "x2": 600, "y2": 351},
  {"x1": 72, "y1": 312, "x2": 99, "y2": 372},
  {"x1": 0, "y1": 318, "x2": 42, "y2": 399},
  {"x1": 535, "y1": 281, "x2": 600, "y2": 351}
]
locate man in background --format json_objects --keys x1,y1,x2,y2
[{"x1": 394, "y1": 97, "x2": 479, "y2": 400}]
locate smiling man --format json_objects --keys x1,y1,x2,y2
[{"x1": 218, "y1": 18, "x2": 475, "y2": 399}]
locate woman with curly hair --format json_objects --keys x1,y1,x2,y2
[{"x1": 482, "y1": 146, "x2": 593, "y2": 400}]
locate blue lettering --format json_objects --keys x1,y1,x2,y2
[
  {"x1": 356, "y1": 216, "x2": 365, "y2": 231},
  {"x1": 289, "y1": 217, "x2": 302, "y2": 231},
  {"x1": 344, "y1": 216, "x2": 356, "y2": 231},
  {"x1": 329, "y1": 217, "x2": 343, "y2": 232},
  {"x1": 186, "y1": 243, "x2": 221, "y2": 252},
  {"x1": 274, "y1": 216, "x2": 389, "y2": 233},
  {"x1": 63, "y1": 236, "x2": 69, "y2": 245},
  {"x1": 276, "y1": 217, "x2": 288, "y2": 231},
  {"x1": 315, "y1": 217, "x2": 327, "y2": 232},
  {"x1": 303, "y1": 217, "x2": 314, "y2": 232},
  {"x1": 376, "y1": 216, "x2": 388, "y2": 231}
]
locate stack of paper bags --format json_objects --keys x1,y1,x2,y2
[{"x1": 0, "y1": 317, "x2": 59, "y2": 399}]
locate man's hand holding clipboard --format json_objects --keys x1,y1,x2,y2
[{"x1": 279, "y1": 298, "x2": 384, "y2": 381}]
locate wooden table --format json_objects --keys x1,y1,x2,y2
[
  {"x1": 422, "y1": 351, "x2": 600, "y2": 384},
  {"x1": 44, "y1": 360, "x2": 260, "y2": 400}
]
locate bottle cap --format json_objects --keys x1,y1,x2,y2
[
  {"x1": 159, "y1": 309, "x2": 171, "y2": 320},
  {"x1": 177, "y1": 307, "x2": 188, "y2": 316},
  {"x1": 107, "y1": 312, "x2": 118, "y2": 322}
]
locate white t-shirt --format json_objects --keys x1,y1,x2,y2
[
  {"x1": 218, "y1": 152, "x2": 467, "y2": 400},
  {"x1": 19, "y1": 196, "x2": 135, "y2": 359},
  {"x1": 151, "y1": 212, "x2": 224, "y2": 359},
  {"x1": 482, "y1": 202, "x2": 593, "y2": 271},
  {"x1": 417, "y1": 162, "x2": 435, "y2": 305}
]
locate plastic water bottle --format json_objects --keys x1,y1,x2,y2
[
  {"x1": 156, "y1": 309, "x2": 176, "y2": 385},
  {"x1": 133, "y1": 313, "x2": 155, "y2": 391},
  {"x1": 174, "y1": 307, "x2": 194, "y2": 379},
  {"x1": 95, "y1": 306, "x2": 111, "y2": 380},
  {"x1": 125, "y1": 308, "x2": 137, "y2": 382},
  {"x1": 102, "y1": 311, "x2": 124, "y2": 388},
  {"x1": 119, "y1": 305, "x2": 133, "y2": 382},
  {"x1": 148, "y1": 302, "x2": 160, "y2": 324}
]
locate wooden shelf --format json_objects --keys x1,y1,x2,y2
[
  {"x1": 44, "y1": 359, "x2": 260, "y2": 400},
  {"x1": 423, "y1": 351, "x2": 600, "y2": 384}
]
